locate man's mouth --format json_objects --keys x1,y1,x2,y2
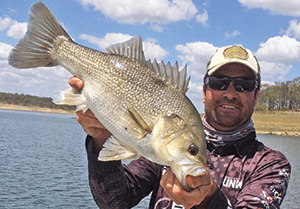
[{"x1": 221, "y1": 105, "x2": 236, "y2": 109}]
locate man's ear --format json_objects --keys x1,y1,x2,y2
[
  {"x1": 203, "y1": 85, "x2": 206, "y2": 104},
  {"x1": 254, "y1": 89, "x2": 260, "y2": 107}
]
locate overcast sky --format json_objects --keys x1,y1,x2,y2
[{"x1": 1, "y1": 0, "x2": 300, "y2": 113}]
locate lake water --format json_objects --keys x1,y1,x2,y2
[{"x1": 0, "y1": 110, "x2": 298, "y2": 209}]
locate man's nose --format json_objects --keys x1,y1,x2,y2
[{"x1": 223, "y1": 82, "x2": 238, "y2": 100}]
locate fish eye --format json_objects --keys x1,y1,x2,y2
[{"x1": 188, "y1": 144, "x2": 199, "y2": 156}]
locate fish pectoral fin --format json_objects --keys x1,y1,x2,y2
[
  {"x1": 54, "y1": 87, "x2": 88, "y2": 112},
  {"x1": 98, "y1": 136, "x2": 139, "y2": 161},
  {"x1": 127, "y1": 107, "x2": 152, "y2": 138}
]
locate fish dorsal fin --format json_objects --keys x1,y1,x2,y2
[
  {"x1": 105, "y1": 35, "x2": 146, "y2": 65},
  {"x1": 149, "y1": 59, "x2": 190, "y2": 93},
  {"x1": 99, "y1": 136, "x2": 139, "y2": 161},
  {"x1": 105, "y1": 36, "x2": 190, "y2": 93}
]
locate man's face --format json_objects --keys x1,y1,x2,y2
[{"x1": 203, "y1": 63, "x2": 260, "y2": 131}]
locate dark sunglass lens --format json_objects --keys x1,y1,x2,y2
[
  {"x1": 208, "y1": 77, "x2": 230, "y2": 90},
  {"x1": 207, "y1": 76, "x2": 257, "y2": 92},
  {"x1": 233, "y1": 78, "x2": 256, "y2": 92}
]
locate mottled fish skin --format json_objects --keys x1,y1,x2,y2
[{"x1": 8, "y1": 2, "x2": 209, "y2": 190}]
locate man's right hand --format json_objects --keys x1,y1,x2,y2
[{"x1": 69, "y1": 76, "x2": 111, "y2": 151}]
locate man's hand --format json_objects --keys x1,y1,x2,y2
[
  {"x1": 69, "y1": 76, "x2": 111, "y2": 151},
  {"x1": 69, "y1": 76, "x2": 84, "y2": 90},
  {"x1": 76, "y1": 110, "x2": 111, "y2": 151},
  {"x1": 160, "y1": 169, "x2": 217, "y2": 209}
]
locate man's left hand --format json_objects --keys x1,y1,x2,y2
[{"x1": 160, "y1": 169, "x2": 217, "y2": 209}]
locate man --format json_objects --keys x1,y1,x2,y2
[{"x1": 69, "y1": 45, "x2": 290, "y2": 208}]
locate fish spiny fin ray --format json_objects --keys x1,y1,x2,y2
[
  {"x1": 151, "y1": 59, "x2": 190, "y2": 93},
  {"x1": 8, "y1": 2, "x2": 72, "y2": 68},
  {"x1": 99, "y1": 136, "x2": 139, "y2": 161},
  {"x1": 105, "y1": 36, "x2": 146, "y2": 65},
  {"x1": 105, "y1": 36, "x2": 190, "y2": 93}
]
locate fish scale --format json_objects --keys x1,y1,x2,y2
[{"x1": 8, "y1": 1, "x2": 209, "y2": 190}]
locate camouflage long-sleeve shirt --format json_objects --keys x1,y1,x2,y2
[{"x1": 86, "y1": 132, "x2": 291, "y2": 209}]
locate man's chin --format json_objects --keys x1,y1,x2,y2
[{"x1": 214, "y1": 117, "x2": 242, "y2": 131}]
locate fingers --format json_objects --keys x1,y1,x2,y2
[
  {"x1": 160, "y1": 169, "x2": 177, "y2": 193},
  {"x1": 160, "y1": 170, "x2": 217, "y2": 209},
  {"x1": 69, "y1": 77, "x2": 109, "y2": 151},
  {"x1": 76, "y1": 110, "x2": 111, "y2": 150},
  {"x1": 69, "y1": 76, "x2": 103, "y2": 137},
  {"x1": 69, "y1": 76, "x2": 84, "y2": 90},
  {"x1": 160, "y1": 169, "x2": 183, "y2": 205},
  {"x1": 160, "y1": 169, "x2": 193, "y2": 207},
  {"x1": 186, "y1": 172, "x2": 211, "y2": 188},
  {"x1": 77, "y1": 109, "x2": 97, "y2": 120}
]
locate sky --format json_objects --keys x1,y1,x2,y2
[{"x1": 0, "y1": 0, "x2": 300, "y2": 113}]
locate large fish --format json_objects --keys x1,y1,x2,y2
[{"x1": 8, "y1": 2, "x2": 208, "y2": 189}]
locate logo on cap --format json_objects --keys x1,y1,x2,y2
[{"x1": 223, "y1": 45, "x2": 249, "y2": 60}]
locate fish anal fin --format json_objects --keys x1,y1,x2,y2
[
  {"x1": 98, "y1": 136, "x2": 139, "y2": 161},
  {"x1": 54, "y1": 87, "x2": 88, "y2": 112}
]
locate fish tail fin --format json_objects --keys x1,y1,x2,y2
[{"x1": 8, "y1": 2, "x2": 72, "y2": 68}]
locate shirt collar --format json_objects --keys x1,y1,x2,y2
[{"x1": 207, "y1": 132, "x2": 257, "y2": 158}]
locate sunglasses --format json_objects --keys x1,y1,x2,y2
[{"x1": 205, "y1": 76, "x2": 258, "y2": 92}]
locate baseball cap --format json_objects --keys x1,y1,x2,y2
[{"x1": 205, "y1": 45, "x2": 260, "y2": 82}]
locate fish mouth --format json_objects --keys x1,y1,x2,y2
[
  {"x1": 181, "y1": 165, "x2": 209, "y2": 182},
  {"x1": 172, "y1": 159, "x2": 209, "y2": 191},
  {"x1": 181, "y1": 166, "x2": 209, "y2": 191}
]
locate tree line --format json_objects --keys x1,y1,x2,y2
[
  {"x1": 1, "y1": 76, "x2": 299, "y2": 112},
  {"x1": 0, "y1": 92, "x2": 76, "y2": 111},
  {"x1": 255, "y1": 77, "x2": 300, "y2": 111}
]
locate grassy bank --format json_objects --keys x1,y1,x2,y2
[
  {"x1": 252, "y1": 111, "x2": 300, "y2": 137},
  {"x1": 0, "y1": 103, "x2": 299, "y2": 136}
]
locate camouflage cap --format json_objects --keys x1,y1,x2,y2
[{"x1": 205, "y1": 45, "x2": 260, "y2": 80}]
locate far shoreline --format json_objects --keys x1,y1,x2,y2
[
  {"x1": 0, "y1": 103, "x2": 75, "y2": 115},
  {"x1": 255, "y1": 131, "x2": 300, "y2": 137},
  {"x1": 1, "y1": 103, "x2": 299, "y2": 137}
]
